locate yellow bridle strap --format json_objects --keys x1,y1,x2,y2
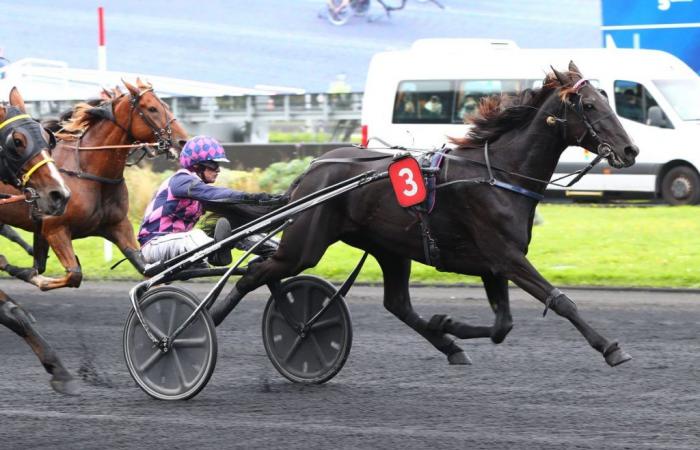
[
  {"x1": 0, "y1": 114, "x2": 31, "y2": 131},
  {"x1": 21, "y1": 156, "x2": 55, "y2": 186}
]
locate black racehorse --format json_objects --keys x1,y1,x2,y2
[{"x1": 211, "y1": 62, "x2": 639, "y2": 367}]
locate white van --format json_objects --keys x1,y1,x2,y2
[{"x1": 360, "y1": 39, "x2": 700, "y2": 205}]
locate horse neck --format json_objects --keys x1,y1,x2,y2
[
  {"x1": 74, "y1": 120, "x2": 132, "y2": 181},
  {"x1": 489, "y1": 107, "x2": 568, "y2": 194}
]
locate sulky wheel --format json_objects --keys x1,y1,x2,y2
[
  {"x1": 262, "y1": 275, "x2": 352, "y2": 384},
  {"x1": 123, "y1": 286, "x2": 217, "y2": 401}
]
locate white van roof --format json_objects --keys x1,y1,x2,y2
[
  {"x1": 410, "y1": 38, "x2": 519, "y2": 53},
  {"x1": 369, "y1": 44, "x2": 695, "y2": 82}
]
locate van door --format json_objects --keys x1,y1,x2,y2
[{"x1": 611, "y1": 80, "x2": 675, "y2": 192}]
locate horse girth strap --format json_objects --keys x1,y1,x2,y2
[{"x1": 59, "y1": 168, "x2": 124, "y2": 185}]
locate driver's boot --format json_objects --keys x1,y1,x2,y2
[{"x1": 207, "y1": 218, "x2": 233, "y2": 267}]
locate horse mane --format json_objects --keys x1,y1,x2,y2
[
  {"x1": 451, "y1": 71, "x2": 579, "y2": 149},
  {"x1": 53, "y1": 83, "x2": 140, "y2": 141},
  {"x1": 54, "y1": 98, "x2": 117, "y2": 141}
]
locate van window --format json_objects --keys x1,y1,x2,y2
[
  {"x1": 393, "y1": 80, "x2": 454, "y2": 124},
  {"x1": 654, "y1": 78, "x2": 700, "y2": 121},
  {"x1": 392, "y1": 79, "x2": 541, "y2": 125},
  {"x1": 453, "y1": 79, "x2": 545, "y2": 123},
  {"x1": 614, "y1": 80, "x2": 671, "y2": 128}
]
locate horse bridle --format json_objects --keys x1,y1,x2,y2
[
  {"x1": 0, "y1": 108, "x2": 57, "y2": 205},
  {"x1": 59, "y1": 88, "x2": 177, "y2": 185},
  {"x1": 548, "y1": 78, "x2": 613, "y2": 166},
  {"x1": 101, "y1": 88, "x2": 176, "y2": 157}
]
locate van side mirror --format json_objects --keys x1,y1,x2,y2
[{"x1": 647, "y1": 105, "x2": 672, "y2": 129}]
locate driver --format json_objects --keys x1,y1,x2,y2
[{"x1": 137, "y1": 135, "x2": 284, "y2": 266}]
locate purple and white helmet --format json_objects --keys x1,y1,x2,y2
[{"x1": 179, "y1": 136, "x2": 230, "y2": 169}]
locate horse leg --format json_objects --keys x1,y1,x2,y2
[
  {"x1": 482, "y1": 273, "x2": 514, "y2": 344},
  {"x1": 28, "y1": 227, "x2": 82, "y2": 290},
  {"x1": 102, "y1": 219, "x2": 146, "y2": 274},
  {"x1": 503, "y1": 253, "x2": 631, "y2": 367},
  {"x1": 0, "y1": 223, "x2": 34, "y2": 256},
  {"x1": 373, "y1": 251, "x2": 472, "y2": 365},
  {"x1": 210, "y1": 206, "x2": 339, "y2": 326},
  {"x1": 0, "y1": 290, "x2": 79, "y2": 395},
  {"x1": 33, "y1": 233, "x2": 50, "y2": 274},
  {"x1": 420, "y1": 274, "x2": 514, "y2": 346}
]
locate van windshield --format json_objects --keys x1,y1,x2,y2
[{"x1": 653, "y1": 79, "x2": 700, "y2": 121}]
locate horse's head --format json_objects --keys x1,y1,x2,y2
[
  {"x1": 550, "y1": 61, "x2": 638, "y2": 169},
  {"x1": 118, "y1": 79, "x2": 188, "y2": 159},
  {"x1": 0, "y1": 88, "x2": 70, "y2": 216}
]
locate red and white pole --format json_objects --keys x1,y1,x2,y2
[
  {"x1": 97, "y1": 6, "x2": 107, "y2": 71},
  {"x1": 98, "y1": 8, "x2": 113, "y2": 261}
]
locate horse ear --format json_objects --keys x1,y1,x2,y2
[
  {"x1": 550, "y1": 66, "x2": 569, "y2": 86},
  {"x1": 101, "y1": 87, "x2": 113, "y2": 99},
  {"x1": 136, "y1": 77, "x2": 149, "y2": 90},
  {"x1": 122, "y1": 79, "x2": 140, "y2": 97},
  {"x1": 0, "y1": 105, "x2": 6, "y2": 122},
  {"x1": 9, "y1": 87, "x2": 26, "y2": 112},
  {"x1": 568, "y1": 60, "x2": 582, "y2": 78}
]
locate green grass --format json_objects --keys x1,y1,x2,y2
[{"x1": 2, "y1": 204, "x2": 700, "y2": 288}]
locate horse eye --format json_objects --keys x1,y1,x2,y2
[
  {"x1": 148, "y1": 106, "x2": 158, "y2": 113},
  {"x1": 584, "y1": 103, "x2": 594, "y2": 110},
  {"x1": 14, "y1": 138, "x2": 24, "y2": 148}
]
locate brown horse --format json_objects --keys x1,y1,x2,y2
[
  {"x1": 0, "y1": 87, "x2": 78, "y2": 394},
  {"x1": 0, "y1": 79, "x2": 188, "y2": 290}
]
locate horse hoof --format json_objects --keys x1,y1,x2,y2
[
  {"x1": 448, "y1": 351, "x2": 472, "y2": 365},
  {"x1": 604, "y1": 342, "x2": 632, "y2": 367},
  {"x1": 490, "y1": 323, "x2": 513, "y2": 344},
  {"x1": 0, "y1": 255, "x2": 7, "y2": 270},
  {"x1": 50, "y1": 378, "x2": 80, "y2": 396}
]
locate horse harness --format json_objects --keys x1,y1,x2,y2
[
  {"x1": 312, "y1": 80, "x2": 614, "y2": 267},
  {"x1": 59, "y1": 88, "x2": 177, "y2": 185},
  {"x1": 0, "y1": 107, "x2": 57, "y2": 207}
]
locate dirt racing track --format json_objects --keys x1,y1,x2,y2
[{"x1": 0, "y1": 279, "x2": 698, "y2": 449}]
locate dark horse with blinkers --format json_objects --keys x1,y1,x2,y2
[
  {"x1": 0, "y1": 79, "x2": 188, "y2": 290},
  {"x1": 210, "y1": 62, "x2": 639, "y2": 368},
  {"x1": 0, "y1": 87, "x2": 78, "y2": 394}
]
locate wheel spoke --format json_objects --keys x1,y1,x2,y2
[
  {"x1": 283, "y1": 335, "x2": 303, "y2": 363},
  {"x1": 293, "y1": 284, "x2": 311, "y2": 321},
  {"x1": 171, "y1": 349, "x2": 190, "y2": 390},
  {"x1": 137, "y1": 348, "x2": 166, "y2": 373},
  {"x1": 167, "y1": 300, "x2": 179, "y2": 335},
  {"x1": 310, "y1": 317, "x2": 342, "y2": 332},
  {"x1": 309, "y1": 333, "x2": 329, "y2": 368},
  {"x1": 172, "y1": 336, "x2": 208, "y2": 348}
]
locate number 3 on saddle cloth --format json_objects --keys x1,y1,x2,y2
[{"x1": 388, "y1": 149, "x2": 448, "y2": 268}]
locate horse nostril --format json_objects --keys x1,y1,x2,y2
[
  {"x1": 49, "y1": 189, "x2": 69, "y2": 210},
  {"x1": 625, "y1": 145, "x2": 639, "y2": 158}
]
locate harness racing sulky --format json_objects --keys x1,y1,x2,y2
[{"x1": 122, "y1": 62, "x2": 639, "y2": 400}]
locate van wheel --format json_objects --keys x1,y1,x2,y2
[{"x1": 661, "y1": 166, "x2": 700, "y2": 205}]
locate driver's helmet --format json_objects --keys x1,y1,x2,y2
[{"x1": 179, "y1": 135, "x2": 230, "y2": 170}]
